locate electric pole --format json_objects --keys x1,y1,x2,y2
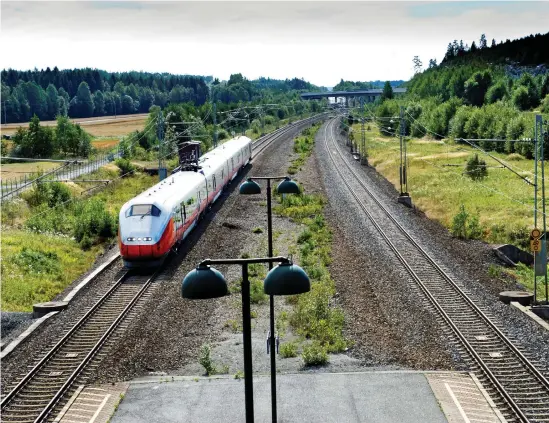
[
  {"x1": 158, "y1": 112, "x2": 166, "y2": 181},
  {"x1": 398, "y1": 106, "x2": 412, "y2": 207},
  {"x1": 213, "y1": 101, "x2": 218, "y2": 148},
  {"x1": 360, "y1": 97, "x2": 367, "y2": 165}
]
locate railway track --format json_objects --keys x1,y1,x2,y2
[
  {"x1": 251, "y1": 114, "x2": 325, "y2": 158},
  {"x1": 1, "y1": 271, "x2": 159, "y2": 422},
  {"x1": 324, "y1": 117, "x2": 549, "y2": 423},
  {"x1": 0, "y1": 116, "x2": 326, "y2": 423}
]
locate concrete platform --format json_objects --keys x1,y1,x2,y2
[{"x1": 106, "y1": 371, "x2": 504, "y2": 423}]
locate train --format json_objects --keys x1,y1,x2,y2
[{"x1": 118, "y1": 136, "x2": 253, "y2": 267}]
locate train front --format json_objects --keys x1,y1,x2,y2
[{"x1": 118, "y1": 201, "x2": 175, "y2": 268}]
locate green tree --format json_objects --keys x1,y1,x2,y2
[
  {"x1": 465, "y1": 154, "x2": 488, "y2": 180},
  {"x1": 93, "y1": 90, "x2": 105, "y2": 116},
  {"x1": 464, "y1": 70, "x2": 492, "y2": 106},
  {"x1": 45, "y1": 84, "x2": 59, "y2": 120},
  {"x1": 75, "y1": 81, "x2": 94, "y2": 117},
  {"x1": 512, "y1": 86, "x2": 531, "y2": 111},
  {"x1": 12, "y1": 115, "x2": 56, "y2": 158},
  {"x1": 56, "y1": 115, "x2": 92, "y2": 157},
  {"x1": 485, "y1": 80, "x2": 507, "y2": 104},
  {"x1": 381, "y1": 81, "x2": 394, "y2": 101}
]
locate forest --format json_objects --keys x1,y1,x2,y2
[
  {"x1": 0, "y1": 67, "x2": 322, "y2": 124},
  {"x1": 373, "y1": 32, "x2": 549, "y2": 158}
]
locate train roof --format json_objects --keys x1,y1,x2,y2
[{"x1": 120, "y1": 136, "x2": 251, "y2": 214}]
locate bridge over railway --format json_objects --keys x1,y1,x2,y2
[{"x1": 301, "y1": 88, "x2": 407, "y2": 104}]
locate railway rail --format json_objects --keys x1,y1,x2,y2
[
  {"x1": 324, "y1": 117, "x2": 549, "y2": 422},
  {"x1": 0, "y1": 115, "x2": 325, "y2": 423}
]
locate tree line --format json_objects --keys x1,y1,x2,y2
[{"x1": 0, "y1": 68, "x2": 322, "y2": 124}]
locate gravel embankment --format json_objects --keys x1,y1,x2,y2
[
  {"x1": 313, "y1": 121, "x2": 461, "y2": 370},
  {"x1": 318, "y1": 118, "x2": 549, "y2": 372}
]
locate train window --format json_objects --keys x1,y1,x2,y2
[
  {"x1": 126, "y1": 204, "x2": 161, "y2": 217},
  {"x1": 213, "y1": 176, "x2": 216, "y2": 189},
  {"x1": 182, "y1": 205, "x2": 186, "y2": 221}
]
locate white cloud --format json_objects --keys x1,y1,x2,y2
[{"x1": 1, "y1": 1, "x2": 548, "y2": 86}]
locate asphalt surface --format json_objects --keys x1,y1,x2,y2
[{"x1": 111, "y1": 372, "x2": 448, "y2": 423}]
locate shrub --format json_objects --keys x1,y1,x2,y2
[
  {"x1": 464, "y1": 154, "x2": 488, "y2": 180},
  {"x1": 252, "y1": 227, "x2": 263, "y2": 234},
  {"x1": 12, "y1": 247, "x2": 61, "y2": 275},
  {"x1": 512, "y1": 86, "x2": 531, "y2": 111},
  {"x1": 451, "y1": 204, "x2": 483, "y2": 240},
  {"x1": 199, "y1": 344, "x2": 217, "y2": 376},
  {"x1": 250, "y1": 278, "x2": 267, "y2": 304},
  {"x1": 115, "y1": 158, "x2": 136, "y2": 176},
  {"x1": 73, "y1": 198, "x2": 116, "y2": 247},
  {"x1": 280, "y1": 342, "x2": 298, "y2": 358},
  {"x1": 541, "y1": 94, "x2": 549, "y2": 114},
  {"x1": 302, "y1": 342, "x2": 328, "y2": 366}
]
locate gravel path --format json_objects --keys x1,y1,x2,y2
[{"x1": 317, "y1": 117, "x2": 549, "y2": 373}]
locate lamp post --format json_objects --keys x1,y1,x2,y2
[
  {"x1": 239, "y1": 176, "x2": 300, "y2": 422},
  {"x1": 181, "y1": 256, "x2": 310, "y2": 423}
]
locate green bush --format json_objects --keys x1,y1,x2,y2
[
  {"x1": 199, "y1": 344, "x2": 217, "y2": 376},
  {"x1": 73, "y1": 198, "x2": 117, "y2": 247},
  {"x1": 12, "y1": 247, "x2": 61, "y2": 275},
  {"x1": 115, "y1": 158, "x2": 136, "y2": 176},
  {"x1": 280, "y1": 342, "x2": 298, "y2": 358},
  {"x1": 464, "y1": 154, "x2": 488, "y2": 180},
  {"x1": 302, "y1": 342, "x2": 328, "y2": 366},
  {"x1": 541, "y1": 94, "x2": 549, "y2": 114},
  {"x1": 451, "y1": 204, "x2": 483, "y2": 240},
  {"x1": 250, "y1": 278, "x2": 267, "y2": 304}
]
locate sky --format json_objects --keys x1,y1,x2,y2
[{"x1": 1, "y1": 1, "x2": 549, "y2": 87}]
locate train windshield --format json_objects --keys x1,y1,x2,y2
[{"x1": 126, "y1": 204, "x2": 161, "y2": 217}]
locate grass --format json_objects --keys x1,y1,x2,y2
[
  {"x1": 288, "y1": 123, "x2": 321, "y2": 174},
  {"x1": 1, "y1": 229, "x2": 101, "y2": 311},
  {"x1": 1, "y1": 166, "x2": 157, "y2": 311},
  {"x1": 351, "y1": 121, "x2": 547, "y2": 295},
  {"x1": 279, "y1": 342, "x2": 298, "y2": 358},
  {"x1": 354, "y1": 122, "x2": 540, "y2": 243}
]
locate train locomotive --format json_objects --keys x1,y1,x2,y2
[{"x1": 118, "y1": 136, "x2": 252, "y2": 268}]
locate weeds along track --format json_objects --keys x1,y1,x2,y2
[
  {"x1": 324, "y1": 118, "x2": 549, "y2": 423},
  {"x1": 0, "y1": 271, "x2": 159, "y2": 423},
  {"x1": 0, "y1": 116, "x2": 326, "y2": 423}
]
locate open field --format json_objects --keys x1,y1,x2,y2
[
  {"x1": 92, "y1": 138, "x2": 120, "y2": 151},
  {"x1": 1, "y1": 113, "x2": 148, "y2": 137},
  {"x1": 351, "y1": 122, "x2": 548, "y2": 296},
  {"x1": 0, "y1": 161, "x2": 61, "y2": 181},
  {"x1": 352, "y1": 122, "x2": 544, "y2": 244}
]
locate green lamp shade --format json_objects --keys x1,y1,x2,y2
[
  {"x1": 264, "y1": 262, "x2": 310, "y2": 295},
  {"x1": 181, "y1": 265, "x2": 228, "y2": 299},
  {"x1": 276, "y1": 179, "x2": 300, "y2": 194},
  {"x1": 239, "y1": 179, "x2": 261, "y2": 195}
]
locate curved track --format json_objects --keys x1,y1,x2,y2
[
  {"x1": 323, "y1": 117, "x2": 549, "y2": 423},
  {"x1": 1, "y1": 114, "x2": 326, "y2": 423}
]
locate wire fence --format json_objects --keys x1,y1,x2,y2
[{"x1": 0, "y1": 150, "x2": 119, "y2": 199}]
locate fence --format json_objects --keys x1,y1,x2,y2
[{"x1": 0, "y1": 151, "x2": 117, "y2": 200}]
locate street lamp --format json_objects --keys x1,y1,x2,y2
[
  {"x1": 181, "y1": 256, "x2": 310, "y2": 423},
  {"x1": 239, "y1": 176, "x2": 300, "y2": 423}
]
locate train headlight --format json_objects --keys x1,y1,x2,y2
[
  {"x1": 127, "y1": 237, "x2": 134, "y2": 241},
  {"x1": 137, "y1": 237, "x2": 142, "y2": 241},
  {"x1": 144, "y1": 237, "x2": 152, "y2": 241}
]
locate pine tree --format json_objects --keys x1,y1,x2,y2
[{"x1": 465, "y1": 154, "x2": 488, "y2": 180}]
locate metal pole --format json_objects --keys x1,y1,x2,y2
[
  {"x1": 534, "y1": 126, "x2": 539, "y2": 305},
  {"x1": 241, "y1": 263, "x2": 255, "y2": 423},
  {"x1": 158, "y1": 112, "x2": 164, "y2": 181},
  {"x1": 360, "y1": 97, "x2": 366, "y2": 165},
  {"x1": 538, "y1": 115, "x2": 548, "y2": 303},
  {"x1": 399, "y1": 106, "x2": 405, "y2": 194},
  {"x1": 266, "y1": 178, "x2": 277, "y2": 422},
  {"x1": 213, "y1": 102, "x2": 218, "y2": 148}
]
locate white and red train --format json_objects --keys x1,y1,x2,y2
[{"x1": 118, "y1": 136, "x2": 252, "y2": 267}]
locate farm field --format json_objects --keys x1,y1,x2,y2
[
  {"x1": 0, "y1": 161, "x2": 61, "y2": 181},
  {"x1": 0, "y1": 113, "x2": 148, "y2": 137}
]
